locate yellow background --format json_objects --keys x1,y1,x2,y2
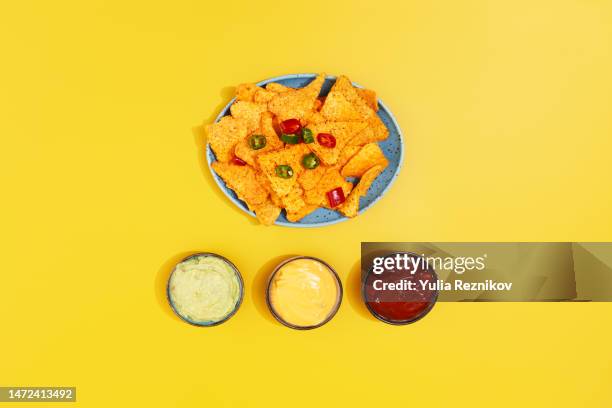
[{"x1": 1, "y1": 0, "x2": 612, "y2": 406}]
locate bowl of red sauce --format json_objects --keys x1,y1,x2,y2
[{"x1": 362, "y1": 252, "x2": 438, "y2": 325}]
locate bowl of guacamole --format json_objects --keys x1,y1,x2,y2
[{"x1": 167, "y1": 253, "x2": 244, "y2": 326}]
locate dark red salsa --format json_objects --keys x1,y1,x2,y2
[{"x1": 363, "y1": 253, "x2": 438, "y2": 324}]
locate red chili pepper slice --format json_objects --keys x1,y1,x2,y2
[
  {"x1": 230, "y1": 156, "x2": 247, "y2": 166},
  {"x1": 317, "y1": 133, "x2": 336, "y2": 148},
  {"x1": 326, "y1": 187, "x2": 346, "y2": 207},
  {"x1": 280, "y1": 118, "x2": 302, "y2": 135}
]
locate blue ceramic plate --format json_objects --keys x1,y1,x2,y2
[{"x1": 206, "y1": 74, "x2": 404, "y2": 227}]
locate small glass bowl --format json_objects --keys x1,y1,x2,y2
[
  {"x1": 361, "y1": 251, "x2": 438, "y2": 325},
  {"x1": 167, "y1": 252, "x2": 244, "y2": 327},
  {"x1": 266, "y1": 256, "x2": 343, "y2": 330}
]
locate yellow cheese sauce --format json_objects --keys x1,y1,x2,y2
[
  {"x1": 268, "y1": 258, "x2": 340, "y2": 327},
  {"x1": 168, "y1": 254, "x2": 241, "y2": 323}
]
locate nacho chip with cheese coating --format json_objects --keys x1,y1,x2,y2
[
  {"x1": 350, "y1": 114, "x2": 389, "y2": 145},
  {"x1": 286, "y1": 204, "x2": 318, "y2": 222},
  {"x1": 234, "y1": 111, "x2": 283, "y2": 167},
  {"x1": 266, "y1": 82, "x2": 294, "y2": 93},
  {"x1": 236, "y1": 83, "x2": 259, "y2": 102},
  {"x1": 321, "y1": 182, "x2": 353, "y2": 209},
  {"x1": 254, "y1": 170, "x2": 272, "y2": 193},
  {"x1": 259, "y1": 111, "x2": 282, "y2": 143},
  {"x1": 211, "y1": 161, "x2": 268, "y2": 207},
  {"x1": 257, "y1": 144, "x2": 310, "y2": 197},
  {"x1": 320, "y1": 76, "x2": 387, "y2": 144},
  {"x1": 338, "y1": 164, "x2": 385, "y2": 218},
  {"x1": 304, "y1": 167, "x2": 353, "y2": 207},
  {"x1": 356, "y1": 88, "x2": 378, "y2": 111},
  {"x1": 280, "y1": 184, "x2": 306, "y2": 213},
  {"x1": 253, "y1": 88, "x2": 277, "y2": 104},
  {"x1": 304, "y1": 111, "x2": 326, "y2": 125},
  {"x1": 207, "y1": 116, "x2": 248, "y2": 163},
  {"x1": 255, "y1": 170, "x2": 283, "y2": 207},
  {"x1": 230, "y1": 101, "x2": 267, "y2": 134},
  {"x1": 335, "y1": 144, "x2": 361, "y2": 169},
  {"x1": 341, "y1": 142, "x2": 388, "y2": 177},
  {"x1": 269, "y1": 190, "x2": 283, "y2": 207},
  {"x1": 320, "y1": 75, "x2": 373, "y2": 121},
  {"x1": 319, "y1": 89, "x2": 362, "y2": 121},
  {"x1": 234, "y1": 143, "x2": 256, "y2": 167},
  {"x1": 253, "y1": 200, "x2": 282, "y2": 226},
  {"x1": 268, "y1": 73, "x2": 325, "y2": 122},
  {"x1": 298, "y1": 165, "x2": 327, "y2": 191},
  {"x1": 307, "y1": 121, "x2": 368, "y2": 165}
]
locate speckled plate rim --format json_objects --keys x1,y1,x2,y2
[
  {"x1": 206, "y1": 73, "x2": 405, "y2": 228},
  {"x1": 166, "y1": 252, "x2": 244, "y2": 327}
]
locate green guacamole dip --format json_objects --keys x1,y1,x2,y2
[{"x1": 168, "y1": 254, "x2": 241, "y2": 323}]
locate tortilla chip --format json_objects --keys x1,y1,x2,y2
[
  {"x1": 255, "y1": 170, "x2": 283, "y2": 207},
  {"x1": 298, "y1": 165, "x2": 327, "y2": 191},
  {"x1": 304, "y1": 111, "x2": 326, "y2": 125},
  {"x1": 253, "y1": 88, "x2": 276, "y2": 104},
  {"x1": 234, "y1": 112, "x2": 283, "y2": 167},
  {"x1": 307, "y1": 121, "x2": 368, "y2": 165},
  {"x1": 335, "y1": 144, "x2": 362, "y2": 169},
  {"x1": 254, "y1": 170, "x2": 272, "y2": 193},
  {"x1": 320, "y1": 75, "x2": 373, "y2": 121},
  {"x1": 259, "y1": 111, "x2": 282, "y2": 144},
  {"x1": 268, "y1": 73, "x2": 325, "y2": 122},
  {"x1": 304, "y1": 168, "x2": 353, "y2": 207},
  {"x1": 230, "y1": 101, "x2": 266, "y2": 134},
  {"x1": 286, "y1": 204, "x2": 318, "y2": 222},
  {"x1": 257, "y1": 144, "x2": 310, "y2": 197},
  {"x1": 320, "y1": 76, "x2": 387, "y2": 144},
  {"x1": 270, "y1": 191, "x2": 282, "y2": 207},
  {"x1": 356, "y1": 164, "x2": 385, "y2": 198},
  {"x1": 234, "y1": 140, "x2": 257, "y2": 167},
  {"x1": 320, "y1": 90, "x2": 362, "y2": 121},
  {"x1": 350, "y1": 114, "x2": 389, "y2": 145},
  {"x1": 341, "y1": 143, "x2": 388, "y2": 177},
  {"x1": 236, "y1": 83, "x2": 259, "y2": 102},
  {"x1": 321, "y1": 182, "x2": 353, "y2": 209},
  {"x1": 280, "y1": 185, "x2": 306, "y2": 213},
  {"x1": 338, "y1": 164, "x2": 385, "y2": 218},
  {"x1": 211, "y1": 161, "x2": 268, "y2": 207},
  {"x1": 356, "y1": 88, "x2": 378, "y2": 111},
  {"x1": 253, "y1": 200, "x2": 282, "y2": 226},
  {"x1": 207, "y1": 116, "x2": 248, "y2": 163},
  {"x1": 266, "y1": 82, "x2": 294, "y2": 93}
]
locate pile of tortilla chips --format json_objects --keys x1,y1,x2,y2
[{"x1": 206, "y1": 73, "x2": 390, "y2": 225}]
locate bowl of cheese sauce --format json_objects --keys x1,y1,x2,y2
[{"x1": 267, "y1": 256, "x2": 342, "y2": 329}]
